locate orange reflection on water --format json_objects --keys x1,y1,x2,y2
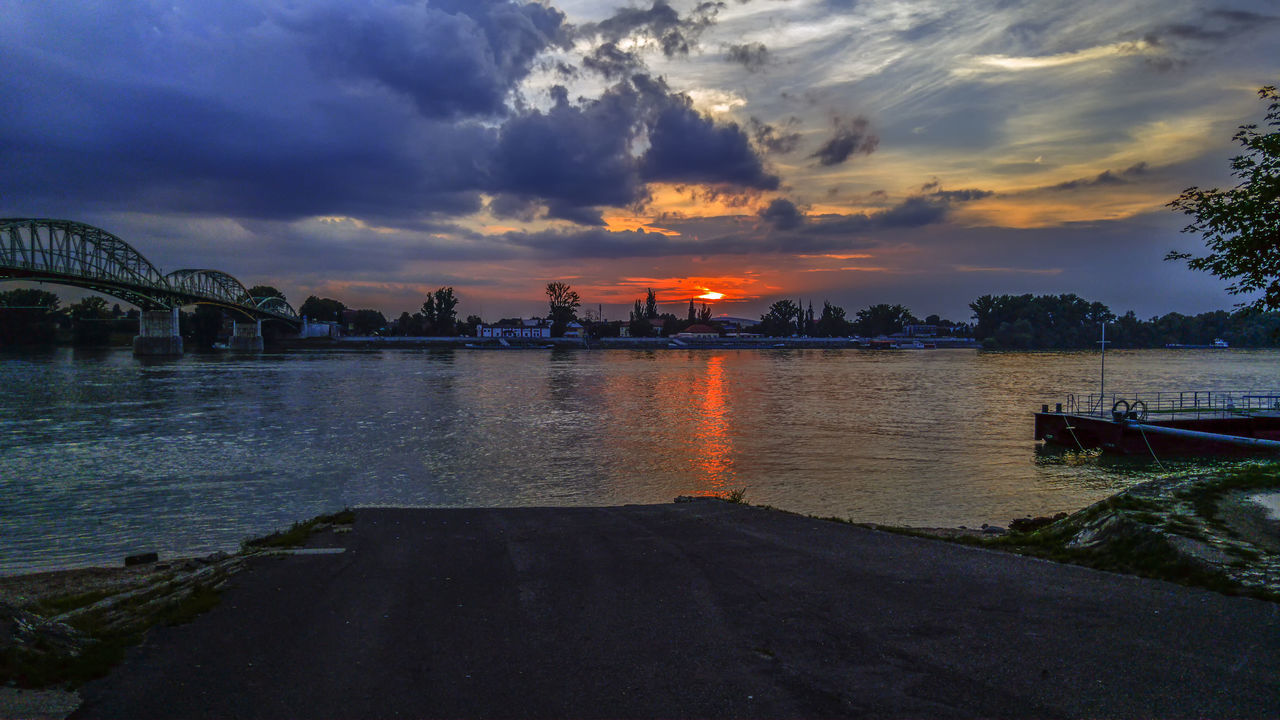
[{"x1": 692, "y1": 354, "x2": 736, "y2": 492}]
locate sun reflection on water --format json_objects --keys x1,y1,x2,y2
[{"x1": 692, "y1": 354, "x2": 736, "y2": 493}]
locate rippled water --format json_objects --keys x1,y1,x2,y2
[{"x1": 2, "y1": 346, "x2": 1275, "y2": 574}]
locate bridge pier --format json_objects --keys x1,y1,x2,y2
[
  {"x1": 230, "y1": 319, "x2": 263, "y2": 352},
  {"x1": 133, "y1": 307, "x2": 183, "y2": 356}
]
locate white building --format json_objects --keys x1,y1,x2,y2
[{"x1": 477, "y1": 320, "x2": 551, "y2": 338}]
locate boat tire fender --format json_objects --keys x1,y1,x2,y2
[
  {"x1": 1111, "y1": 399, "x2": 1130, "y2": 421},
  {"x1": 1130, "y1": 400, "x2": 1148, "y2": 421}
]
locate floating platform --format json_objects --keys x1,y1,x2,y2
[{"x1": 1035, "y1": 391, "x2": 1280, "y2": 456}]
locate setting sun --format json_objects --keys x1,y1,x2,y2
[{"x1": 697, "y1": 290, "x2": 725, "y2": 300}]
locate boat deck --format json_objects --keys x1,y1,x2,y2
[{"x1": 1035, "y1": 391, "x2": 1280, "y2": 456}]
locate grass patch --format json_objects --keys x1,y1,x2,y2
[
  {"x1": 153, "y1": 583, "x2": 222, "y2": 627},
  {"x1": 852, "y1": 465, "x2": 1280, "y2": 603},
  {"x1": 31, "y1": 589, "x2": 115, "y2": 617},
  {"x1": 0, "y1": 635, "x2": 135, "y2": 689},
  {"x1": 723, "y1": 488, "x2": 747, "y2": 504},
  {"x1": 244, "y1": 508, "x2": 354, "y2": 549},
  {"x1": 1, "y1": 583, "x2": 224, "y2": 689}
]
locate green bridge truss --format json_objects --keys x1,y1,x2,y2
[{"x1": 0, "y1": 218, "x2": 299, "y2": 323}]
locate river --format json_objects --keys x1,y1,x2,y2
[{"x1": 2, "y1": 346, "x2": 1275, "y2": 574}]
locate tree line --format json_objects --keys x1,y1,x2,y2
[
  {"x1": 8, "y1": 282, "x2": 1280, "y2": 350},
  {"x1": 969, "y1": 293, "x2": 1280, "y2": 349}
]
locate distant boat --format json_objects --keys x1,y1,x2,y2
[{"x1": 1165, "y1": 338, "x2": 1229, "y2": 349}]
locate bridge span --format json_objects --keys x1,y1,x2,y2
[{"x1": 0, "y1": 218, "x2": 301, "y2": 355}]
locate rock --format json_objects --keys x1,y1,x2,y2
[
  {"x1": 1165, "y1": 534, "x2": 1235, "y2": 568},
  {"x1": 1010, "y1": 514, "x2": 1067, "y2": 534},
  {"x1": 0, "y1": 603, "x2": 93, "y2": 657},
  {"x1": 124, "y1": 552, "x2": 159, "y2": 567}
]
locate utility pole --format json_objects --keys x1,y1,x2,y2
[{"x1": 1098, "y1": 322, "x2": 1110, "y2": 414}]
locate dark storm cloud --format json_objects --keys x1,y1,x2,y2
[
  {"x1": 805, "y1": 184, "x2": 991, "y2": 235},
  {"x1": 640, "y1": 98, "x2": 780, "y2": 190},
  {"x1": 285, "y1": 0, "x2": 567, "y2": 119},
  {"x1": 809, "y1": 115, "x2": 879, "y2": 166},
  {"x1": 492, "y1": 182, "x2": 989, "y2": 260},
  {"x1": 726, "y1": 42, "x2": 769, "y2": 72},
  {"x1": 584, "y1": 1, "x2": 726, "y2": 58},
  {"x1": 489, "y1": 75, "x2": 776, "y2": 224},
  {"x1": 0, "y1": 45, "x2": 494, "y2": 221},
  {"x1": 582, "y1": 42, "x2": 645, "y2": 78},
  {"x1": 748, "y1": 117, "x2": 802, "y2": 154},
  {"x1": 491, "y1": 84, "x2": 645, "y2": 224},
  {"x1": 1141, "y1": 9, "x2": 1278, "y2": 44},
  {"x1": 758, "y1": 198, "x2": 805, "y2": 230},
  {"x1": 0, "y1": 1, "x2": 777, "y2": 230},
  {"x1": 1045, "y1": 163, "x2": 1149, "y2": 191}
]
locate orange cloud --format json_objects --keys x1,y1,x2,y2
[{"x1": 603, "y1": 215, "x2": 682, "y2": 236}]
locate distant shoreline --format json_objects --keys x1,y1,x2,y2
[{"x1": 281, "y1": 336, "x2": 981, "y2": 351}]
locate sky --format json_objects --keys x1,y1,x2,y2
[{"x1": 2, "y1": 0, "x2": 1277, "y2": 323}]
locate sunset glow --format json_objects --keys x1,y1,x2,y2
[{"x1": 0, "y1": 0, "x2": 1273, "y2": 320}]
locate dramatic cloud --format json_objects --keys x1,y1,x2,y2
[
  {"x1": 288, "y1": 0, "x2": 567, "y2": 118},
  {"x1": 726, "y1": 42, "x2": 769, "y2": 72},
  {"x1": 758, "y1": 198, "x2": 805, "y2": 230},
  {"x1": 1045, "y1": 163, "x2": 1150, "y2": 192},
  {"x1": 583, "y1": 0, "x2": 726, "y2": 58},
  {"x1": 582, "y1": 42, "x2": 644, "y2": 78},
  {"x1": 1, "y1": 0, "x2": 1274, "y2": 320},
  {"x1": 490, "y1": 75, "x2": 777, "y2": 224},
  {"x1": 809, "y1": 115, "x2": 879, "y2": 167},
  {"x1": 641, "y1": 98, "x2": 779, "y2": 190},
  {"x1": 491, "y1": 84, "x2": 646, "y2": 225},
  {"x1": 749, "y1": 117, "x2": 802, "y2": 154}
]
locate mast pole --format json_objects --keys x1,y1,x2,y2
[{"x1": 1099, "y1": 322, "x2": 1109, "y2": 414}]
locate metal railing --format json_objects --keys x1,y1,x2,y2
[{"x1": 1060, "y1": 391, "x2": 1280, "y2": 420}]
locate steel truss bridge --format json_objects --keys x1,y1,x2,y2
[{"x1": 0, "y1": 218, "x2": 299, "y2": 323}]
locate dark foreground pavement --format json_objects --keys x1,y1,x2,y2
[{"x1": 75, "y1": 502, "x2": 1279, "y2": 718}]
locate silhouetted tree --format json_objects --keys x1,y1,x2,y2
[
  {"x1": 699, "y1": 303, "x2": 712, "y2": 324},
  {"x1": 432, "y1": 286, "x2": 459, "y2": 335},
  {"x1": 759, "y1": 299, "x2": 801, "y2": 336},
  {"x1": 644, "y1": 288, "x2": 659, "y2": 319},
  {"x1": 816, "y1": 301, "x2": 853, "y2": 337},
  {"x1": 854, "y1": 304, "x2": 916, "y2": 337},
  {"x1": 1168, "y1": 85, "x2": 1280, "y2": 310},
  {"x1": 67, "y1": 296, "x2": 113, "y2": 346},
  {"x1": 299, "y1": 296, "x2": 346, "y2": 322},
  {"x1": 629, "y1": 299, "x2": 651, "y2": 337},
  {"x1": 350, "y1": 310, "x2": 387, "y2": 335},
  {"x1": 546, "y1": 281, "x2": 581, "y2": 337},
  {"x1": 248, "y1": 285, "x2": 286, "y2": 302},
  {"x1": 0, "y1": 288, "x2": 61, "y2": 345}
]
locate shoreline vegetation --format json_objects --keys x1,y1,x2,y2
[
  {"x1": 2, "y1": 471, "x2": 1276, "y2": 696},
  {"x1": 8, "y1": 284, "x2": 1280, "y2": 352}
]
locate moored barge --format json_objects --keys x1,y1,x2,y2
[{"x1": 1035, "y1": 391, "x2": 1280, "y2": 456}]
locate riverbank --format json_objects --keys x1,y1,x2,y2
[
  {"x1": 280, "y1": 335, "x2": 980, "y2": 350},
  {"x1": 868, "y1": 464, "x2": 1280, "y2": 601},
  {"x1": 2, "y1": 474, "x2": 1278, "y2": 718}
]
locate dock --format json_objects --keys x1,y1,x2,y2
[{"x1": 1035, "y1": 390, "x2": 1280, "y2": 455}]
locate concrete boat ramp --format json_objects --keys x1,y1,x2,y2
[{"x1": 74, "y1": 502, "x2": 1278, "y2": 718}]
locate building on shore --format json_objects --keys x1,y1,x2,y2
[
  {"x1": 674, "y1": 323, "x2": 720, "y2": 339},
  {"x1": 476, "y1": 319, "x2": 551, "y2": 338}
]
